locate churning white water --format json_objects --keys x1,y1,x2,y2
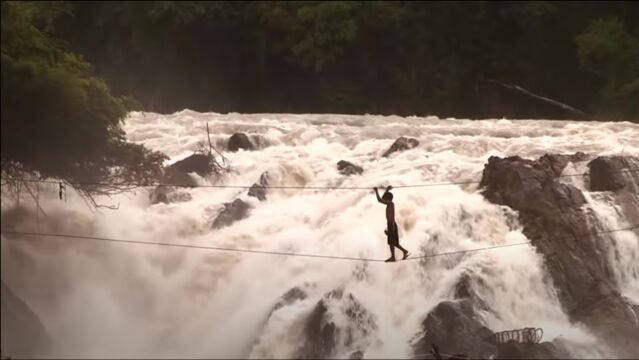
[{"x1": 1, "y1": 112, "x2": 638, "y2": 358}]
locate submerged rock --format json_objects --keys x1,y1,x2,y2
[
  {"x1": 211, "y1": 199, "x2": 251, "y2": 229},
  {"x1": 382, "y1": 137, "x2": 419, "y2": 157},
  {"x1": 480, "y1": 153, "x2": 639, "y2": 357},
  {"x1": 228, "y1": 133, "x2": 254, "y2": 152},
  {"x1": 337, "y1": 160, "x2": 363, "y2": 176}
]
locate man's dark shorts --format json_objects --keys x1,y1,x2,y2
[{"x1": 387, "y1": 221, "x2": 399, "y2": 245}]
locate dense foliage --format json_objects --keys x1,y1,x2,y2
[
  {"x1": 52, "y1": 1, "x2": 638, "y2": 121},
  {"x1": 1, "y1": 1, "x2": 166, "y2": 193}
]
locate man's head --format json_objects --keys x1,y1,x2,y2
[{"x1": 382, "y1": 192, "x2": 393, "y2": 201}]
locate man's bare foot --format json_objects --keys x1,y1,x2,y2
[
  {"x1": 385, "y1": 257, "x2": 396, "y2": 262},
  {"x1": 402, "y1": 251, "x2": 410, "y2": 260}
]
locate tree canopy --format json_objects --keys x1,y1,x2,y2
[
  {"x1": 1, "y1": 1, "x2": 166, "y2": 198},
  {"x1": 48, "y1": 1, "x2": 638, "y2": 121}
]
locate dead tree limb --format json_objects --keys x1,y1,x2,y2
[{"x1": 484, "y1": 78, "x2": 590, "y2": 119}]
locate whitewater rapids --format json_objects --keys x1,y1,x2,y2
[{"x1": 1, "y1": 112, "x2": 638, "y2": 358}]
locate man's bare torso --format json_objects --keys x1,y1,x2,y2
[{"x1": 386, "y1": 202, "x2": 395, "y2": 222}]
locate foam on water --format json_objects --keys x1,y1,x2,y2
[{"x1": 1, "y1": 112, "x2": 638, "y2": 358}]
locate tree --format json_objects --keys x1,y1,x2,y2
[
  {"x1": 576, "y1": 17, "x2": 639, "y2": 120},
  {"x1": 1, "y1": 1, "x2": 167, "y2": 204}
]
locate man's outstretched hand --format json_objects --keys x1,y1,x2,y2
[{"x1": 373, "y1": 186, "x2": 392, "y2": 193}]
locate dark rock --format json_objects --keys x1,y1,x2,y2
[
  {"x1": 337, "y1": 161, "x2": 364, "y2": 176},
  {"x1": 538, "y1": 152, "x2": 588, "y2": 176},
  {"x1": 497, "y1": 340, "x2": 570, "y2": 359},
  {"x1": 164, "y1": 171, "x2": 198, "y2": 187},
  {"x1": 248, "y1": 172, "x2": 270, "y2": 201},
  {"x1": 150, "y1": 185, "x2": 193, "y2": 205},
  {"x1": 166, "y1": 154, "x2": 213, "y2": 177},
  {"x1": 480, "y1": 154, "x2": 639, "y2": 357},
  {"x1": 211, "y1": 199, "x2": 251, "y2": 229},
  {"x1": 162, "y1": 153, "x2": 216, "y2": 187},
  {"x1": 382, "y1": 137, "x2": 419, "y2": 157},
  {"x1": 297, "y1": 288, "x2": 377, "y2": 359},
  {"x1": 272, "y1": 286, "x2": 308, "y2": 313},
  {"x1": 453, "y1": 272, "x2": 490, "y2": 312},
  {"x1": 228, "y1": 133, "x2": 254, "y2": 152},
  {"x1": 480, "y1": 155, "x2": 587, "y2": 213},
  {"x1": 1, "y1": 281, "x2": 51, "y2": 358},
  {"x1": 413, "y1": 299, "x2": 496, "y2": 359},
  {"x1": 588, "y1": 156, "x2": 639, "y2": 192},
  {"x1": 300, "y1": 297, "x2": 337, "y2": 359}
]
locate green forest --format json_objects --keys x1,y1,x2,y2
[{"x1": 1, "y1": 1, "x2": 638, "y2": 192}]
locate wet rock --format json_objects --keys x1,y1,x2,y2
[
  {"x1": 480, "y1": 153, "x2": 639, "y2": 357},
  {"x1": 413, "y1": 299, "x2": 496, "y2": 359},
  {"x1": 248, "y1": 172, "x2": 270, "y2": 201},
  {"x1": 496, "y1": 340, "x2": 570, "y2": 359},
  {"x1": 162, "y1": 153, "x2": 216, "y2": 188},
  {"x1": 166, "y1": 153, "x2": 213, "y2": 177},
  {"x1": 588, "y1": 156, "x2": 639, "y2": 192},
  {"x1": 538, "y1": 152, "x2": 588, "y2": 176},
  {"x1": 382, "y1": 137, "x2": 419, "y2": 157},
  {"x1": 150, "y1": 185, "x2": 192, "y2": 205},
  {"x1": 337, "y1": 161, "x2": 364, "y2": 176},
  {"x1": 228, "y1": 133, "x2": 254, "y2": 152},
  {"x1": 211, "y1": 199, "x2": 251, "y2": 229},
  {"x1": 272, "y1": 286, "x2": 308, "y2": 313},
  {"x1": 453, "y1": 272, "x2": 490, "y2": 311},
  {"x1": 480, "y1": 155, "x2": 587, "y2": 213},
  {"x1": 297, "y1": 288, "x2": 377, "y2": 359},
  {"x1": 1, "y1": 281, "x2": 51, "y2": 358}
]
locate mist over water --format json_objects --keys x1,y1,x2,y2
[{"x1": 2, "y1": 111, "x2": 638, "y2": 358}]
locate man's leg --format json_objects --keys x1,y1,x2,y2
[
  {"x1": 395, "y1": 244, "x2": 409, "y2": 259},
  {"x1": 385, "y1": 245, "x2": 396, "y2": 262}
]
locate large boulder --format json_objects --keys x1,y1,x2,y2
[
  {"x1": 228, "y1": 133, "x2": 254, "y2": 152},
  {"x1": 1, "y1": 281, "x2": 51, "y2": 358},
  {"x1": 297, "y1": 288, "x2": 378, "y2": 359},
  {"x1": 413, "y1": 299, "x2": 496, "y2": 359},
  {"x1": 248, "y1": 172, "x2": 270, "y2": 201},
  {"x1": 162, "y1": 153, "x2": 217, "y2": 188},
  {"x1": 166, "y1": 153, "x2": 213, "y2": 178},
  {"x1": 588, "y1": 156, "x2": 639, "y2": 192},
  {"x1": 337, "y1": 161, "x2": 363, "y2": 176},
  {"x1": 211, "y1": 199, "x2": 251, "y2": 229},
  {"x1": 382, "y1": 137, "x2": 419, "y2": 157},
  {"x1": 479, "y1": 153, "x2": 639, "y2": 357}
]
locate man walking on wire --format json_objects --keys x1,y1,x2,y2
[{"x1": 374, "y1": 186, "x2": 409, "y2": 262}]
